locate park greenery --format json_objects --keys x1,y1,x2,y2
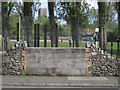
[{"x1": 1, "y1": 1, "x2": 120, "y2": 56}]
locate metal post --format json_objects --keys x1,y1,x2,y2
[
  {"x1": 118, "y1": 42, "x2": 120, "y2": 54},
  {"x1": 111, "y1": 41, "x2": 113, "y2": 56},
  {"x1": 34, "y1": 24, "x2": 36, "y2": 47},
  {"x1": 19, "y1": 16, "x2": 21, "y2": 41},
  {"x1": 55, "y1": 24, "x2": 58, "y2": 47},
  {"x1": 37, "y1": 24, "x2": 40, "y2": 47},
  {"x1": 44, "y1": 24, "x2": 47, "y2": 47},
  {"x1": 17, "y1": 23, "x2": 19, "y2": 41}
]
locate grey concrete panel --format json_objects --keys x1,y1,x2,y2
[{"x1": 26, "y1": 48, "x2": 87, "y2": 76}]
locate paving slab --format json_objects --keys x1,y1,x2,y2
[{"x1": 1, "y1": 75, "x2": 118, "y2": 88}]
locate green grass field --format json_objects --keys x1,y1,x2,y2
[
  {"x1": 1, "y1": 40, "x2": 120, "y2": 58},
  {"x1": 107, "y1": 42, "x2": 120, "y2": 58},
  {"x1": 8, "y1": 41, "x2": 86, "y2": 48}
]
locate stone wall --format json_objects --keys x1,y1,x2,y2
[
  {"x1": 89, "y1": 44, "x2": 118, "y2": 76},
  {"x1": 2, "y1": 42, "x2": 26, "y2": 75},
  {"x1": 1, "y1": 43, "x2": 118, "y2": 76},
  {"x1": 25, "y1": 47, "x2": 87, "y2": 76}
]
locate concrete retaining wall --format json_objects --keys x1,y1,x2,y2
[{"x1": 25, "y1": 47, "x2": 88, "y2": 76}]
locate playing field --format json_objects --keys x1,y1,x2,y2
[
  {"x1": 1, "y1": 40, "x2": 120, "y2": 58},
  {"x1": 8, "y1": 41, "x2": 86, "y2": 48}
]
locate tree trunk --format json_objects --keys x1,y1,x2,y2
[
  {"x1": 71, "y1": 2, "x2": 81, "y2": 47},
  {"x1": 118, "y1": 1, "x2": 120, "y2": 37},
  {"x1": 48, "y1": 2, "x2": 56, "y2": 47},
  {"x1": 71, "y1": 17, "x2": 76, "y2": 47},
  {"x1": 103, "y1": 27, "x2": 107, "y2": 51},
  {"x1": 23, "y1": 2, "x2": 33, "y2": 47},
  {"x1": 75, "y1": 2, "x2": 80, "y2": 47},
  {"x1": 98, "y1": 2, "x2": 107, "y2": 51},
  {"x1": 71, "y1": 22, "x2": 75, "y2": 47},
  {"x1": 70, "y1": 3, "x2": 76, "y2": 47},
  {"x1": 2, "y1": 2, "x2": 8, "y2": 51},
  {"x1": 75, "y1": 17, "x2": 80, "y2": 47},
  {"x1": 0, "y1": 2, "x2": 1, "y2": 49}
]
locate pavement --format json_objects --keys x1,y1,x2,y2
[{"x1": 1, "y1": 75, "x2": 119, "y2": 88}]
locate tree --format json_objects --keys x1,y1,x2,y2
[
  {"x1": 115, "y1": 2, "x2": 120, "y2": 37},
  {"x1": 48, "y1": 2, "x2": 57, "y2": 47},
  {"x1": 8, "y1": 13, "x2": 19, "y2": 39},
  {"x1": 107, "y1": 23, "x2": 118, "y2": 42},
  {"x1": 98, "y1": 2, "x2": 115, "y2": 51},
  {"x1": 89, "y1": 7, "x2": 98, "y2": 29},
  {"x1": 98, "y1": 2, "x2": 107, "y2": 51},
  {"x1": 2, "y1": 2, "x2": 8, "y2": 51},
  {"x1": 55, "y1": 2, "x2": 89, "y2": 47},
  {"x1": 75, "y1": 2, "x2": 80, "y2": 47},
  {"x1": 118, "y1": 2, "x2": 120, "y2": 36},
  {"x1": 2, "y1": 2, "x2": 13, "y2": 50},
  {"x1": 0, "y1": 2, "x2": 1, "y2": 36},
  {"x1": 23, "y1": 2, "x2": 33, "y2": 47}
]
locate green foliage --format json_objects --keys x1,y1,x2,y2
[
  {"x1": 8, "y1": 41, "x2": 16, "y2": 48},
  {"x1": 38, "y1": 15, "x2": 49, "y2": 25},
  {"x1": 21, "y1": 73, "x2": 26, "y2": 76},
  {"x1": 58, "y1": 24, "x2": 71, "y2": 37},
  {"x1": 13, "y1": 2, "x2": 23, "y2": 14},
  {"x1": 55, "y1": 2, "x2": 90, "y2": 29},
  {"x1": 107, "y1": 42, "x2": 120, "y2": 58},
  {"x1": 8, "y1": 13, "x2": 19, "y2": 39},
  {"x1": 34, "y1": 15, "x2": 50, "y2": 37},
  {"x1": 107, "y1": 23, "x2": 119, "y2": 42},
  {"x1": 88, "y1": 7, "x2": 98, "y2": 29},
  {"x1": 34, "y1": 15, "x2": 71, "y2": 37}
]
